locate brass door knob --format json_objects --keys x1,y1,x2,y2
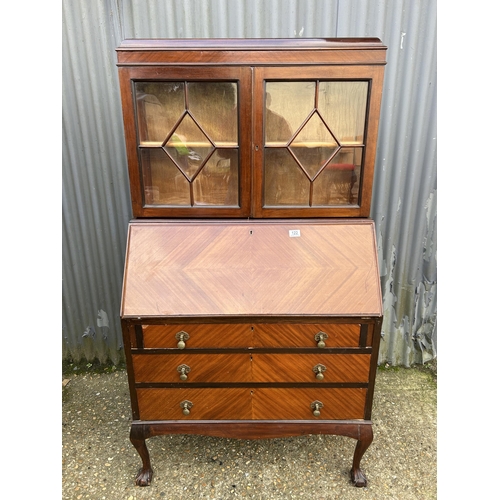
[
  {"x1": 310, "y1": 400, "x2": 324, "y2": 417},
  {"x1": 175, "y1": 331, "x2": 190, "y2": 349},
  {"x1": 314, "y1": 331, "x2": 328, "y2": 348},
  {"x1": 177, "y1": 364, "x2": 191, "y2": 381},
  {"x1": 180, "y1": 400, "x2": 193, "y2": 415},
  {"x1": 313, "y1": 363, "x2": 327, "y2": 380}
]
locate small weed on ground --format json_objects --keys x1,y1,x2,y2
[
  {"x1": 62, "y1": 358, "x2": 126, "y2": 376},
  {"x1": 378, "y1": 358, "x2": 437, "y2": 381}
]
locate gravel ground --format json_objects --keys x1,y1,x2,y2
[{"x1": 62, "y1": 364, "x2": 436, "y2": 500}]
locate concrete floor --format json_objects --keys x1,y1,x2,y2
[{"x1": 62, "y1": 364, "x2": 436, "y2": 499}]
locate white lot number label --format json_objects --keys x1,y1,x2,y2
[{"x1": 289, "y1": 229, "x2": 301, "y2": 238}]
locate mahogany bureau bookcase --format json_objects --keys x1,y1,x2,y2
[{"x1": 116, "y1": 38, "x2": 387, "y2": 487}]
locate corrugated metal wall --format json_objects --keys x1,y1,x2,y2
[{"x1": 62, "y1": 0, "x2": 437, "y2": 366}]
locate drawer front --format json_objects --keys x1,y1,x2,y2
[
  {"x1": 252, "y1": 388, "x2": 367, "y2": 420},
  {"x1": 133, "y1": 353, "x2": 251, "y2": 383},
  {"x1": 136, "y1": 387, "x2": 366, "y2": 420},
  {"x1": 252, "y1": 354, "x2": 371, "y2": 383},
  {"x1": 253, "y1": 324, "x2": 363, "y2": 348},
  {"x1": 137, "y1": 388, "x2": 252, "y2": 420},
  {"x1": 141, "y1": 324, "x2": 252, "y2": 349},
  {"x1": 134, "y1": 323, "x2": 371, "y2": 349},
  {"x1": 133, "y1": 353, "x2": 370, "y2": 383}
]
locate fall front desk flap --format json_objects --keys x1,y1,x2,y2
[{"x1": 120, "y1": 220, "x2": 382, "y2": 319}]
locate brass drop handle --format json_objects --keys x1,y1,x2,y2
[
  {"x1": 314, "y1": 331, "x2": 328, "y2": 349},
  {"x1": 313, "y1": 363, "x2": 327, "y2": 380},
  {"x1": 180, "y1": 400, "x2": 193, "y2": 415},
  {"x1": 310, "y1": 400, "x2": 324, "y2": 417},
  {"x1": 177, "y1": 364, "x2": 191, "y2": 381},
  {"x1": 175, "y1": 331, "x2": 190, "y2": 349}
]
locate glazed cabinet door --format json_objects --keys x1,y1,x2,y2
[
  {"x1": 118, "y1": 66, "x2": 252, "y2": 217},
  {"x1": 252, "y1": 66, "x2": 384, "y2": 218}
]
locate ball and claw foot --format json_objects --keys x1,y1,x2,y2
[
  {"x1": 350, "y1": 467, "x2": 368, "y2": 487},
  {"x1": 135, "y1": 467, "x2": 153, "y2": 487}
]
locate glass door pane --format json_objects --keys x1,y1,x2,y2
[
  {"x1": 135, "y1": 82, "x2": 185, "y2": 145},
  {"x1": 264, "y1": 82, "x2": 314, "y2": 145},
  {"x1": 263, "y1": 79, "x2": 368, "y2": 208},
  {"x1": 135, "y1": 81, "x2": 240, "y2": 207},
  {"x1": 312, "y1": 148, "x2": 363, "y2": 206},
  {"x1": 318, "y1": 82, "x2": 368, "y2": 144},
  {"x1": 264, "y1": 149, "x2": 309, "y2": 206}
]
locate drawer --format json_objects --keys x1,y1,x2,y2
[
  {"x1": 133, "y1": 353, "x2": 251, "y2": 383},
  {"x1": 253, "y1": 324, "x2": 365, "y2": 348},
  {"x1": 139, "y1": 324, "x2": 252, "y2": 349},
  {"x1": 132, "y1": 323, "x2": 372, "y2": 349},
  {"x1": 133, "y1": 353, "x2": 370, "y2": 383},
  {"x1": 137, "y1": 388, "x2": 252, "y2": 420},
  {"x1": 252, "y1": 388, "x2": 367, "y2": 420},
  {"x1": 136, "y1": 387, "x2": 367, "y2": 420},
  {"x1": 251, "y1": 354, "x2": 371, "y2": 383}
]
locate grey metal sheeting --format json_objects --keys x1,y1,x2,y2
[{"x1": 62, "y1": 0, "x2": 437, "y2": 366}]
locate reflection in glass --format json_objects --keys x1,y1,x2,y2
[
  {"x1": 193, "y1": 149, "x2": 239, "y2": 206},
  {"x1": 135, "y1": 80, "x2": 240, "y2": 207},
  {"x1": 165, "y1": 114, "x2": 213, "y2": 180},
  {"x1": 135, "y1": 82, "x2": 185, "y2": 144},
  {"x1": 263, "y1": 80, "x2": 367, "y2": 208},
  {"x1": 313, "y1": 148, "x2": 362, "y2": 206},
  {"x1": 265, "y1": 82, "x2": 315, "y2": 143},
  {"x1": 290, "y1": 112, "x2": 339, "y2": 180},
  {"x1": 140, "y1": 149, "x2": 190, "y2": 206},
  {"x1": 188, "y1": 82, "x2": 238, "y2": 144},
  {"x1": 264, "y1": 149, "x2": 309, "y2": 206},
  {"x1": 318, "y1": 82, "x2": 368, "y2": 144}
]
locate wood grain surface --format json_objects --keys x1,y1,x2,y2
[
  {"x1": 132, "y1": 352, "x2": 369, "y2": 383},
  {"x1": 137, "y1": 388, "x2": 252, "y2": 420},
  {"x1": 251, "y1": 353, "x2": 370, "y2": 383},
  {"x1": 139, "y1": 322, "x2": 365, "y2": 348},
  {"x1": 136, "y1": 387, "x2": 366, "y2": 420},
  {"x1": 252, "y1": 388, "x2": 366, "y2": 420},
  {"x1": 116, "y1": 38, "x2": 387, "y2": 66},
  {"x1": 133, "y1": 353, "x2": 252, "y2": 383},
  {"x1": 121, "y1": 220, "x2": 382, "y2": 318},
  {"x1": 142, "y1": 323, "x2": 252, "y2": 348},
  {"x1": 253, "y1": 323, "x2": 363, "y2": 348}
]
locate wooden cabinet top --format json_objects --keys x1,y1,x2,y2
[
  {"x1": 117, "y1": 38, "x2": 386, "y2": 219},
  {"x1": 121, "y1": 219, "x2": 383, "y2": 319},
  {"x1": 116, "y1": 38, "x2": 387, "y2": 66}
]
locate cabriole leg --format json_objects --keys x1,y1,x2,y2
[
  {"x1": 350, "y1": 424, "x2": 373, "y2": 487},
  {"x1": 130, "y1": 424, "x2": 153, "y2": 486}
]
